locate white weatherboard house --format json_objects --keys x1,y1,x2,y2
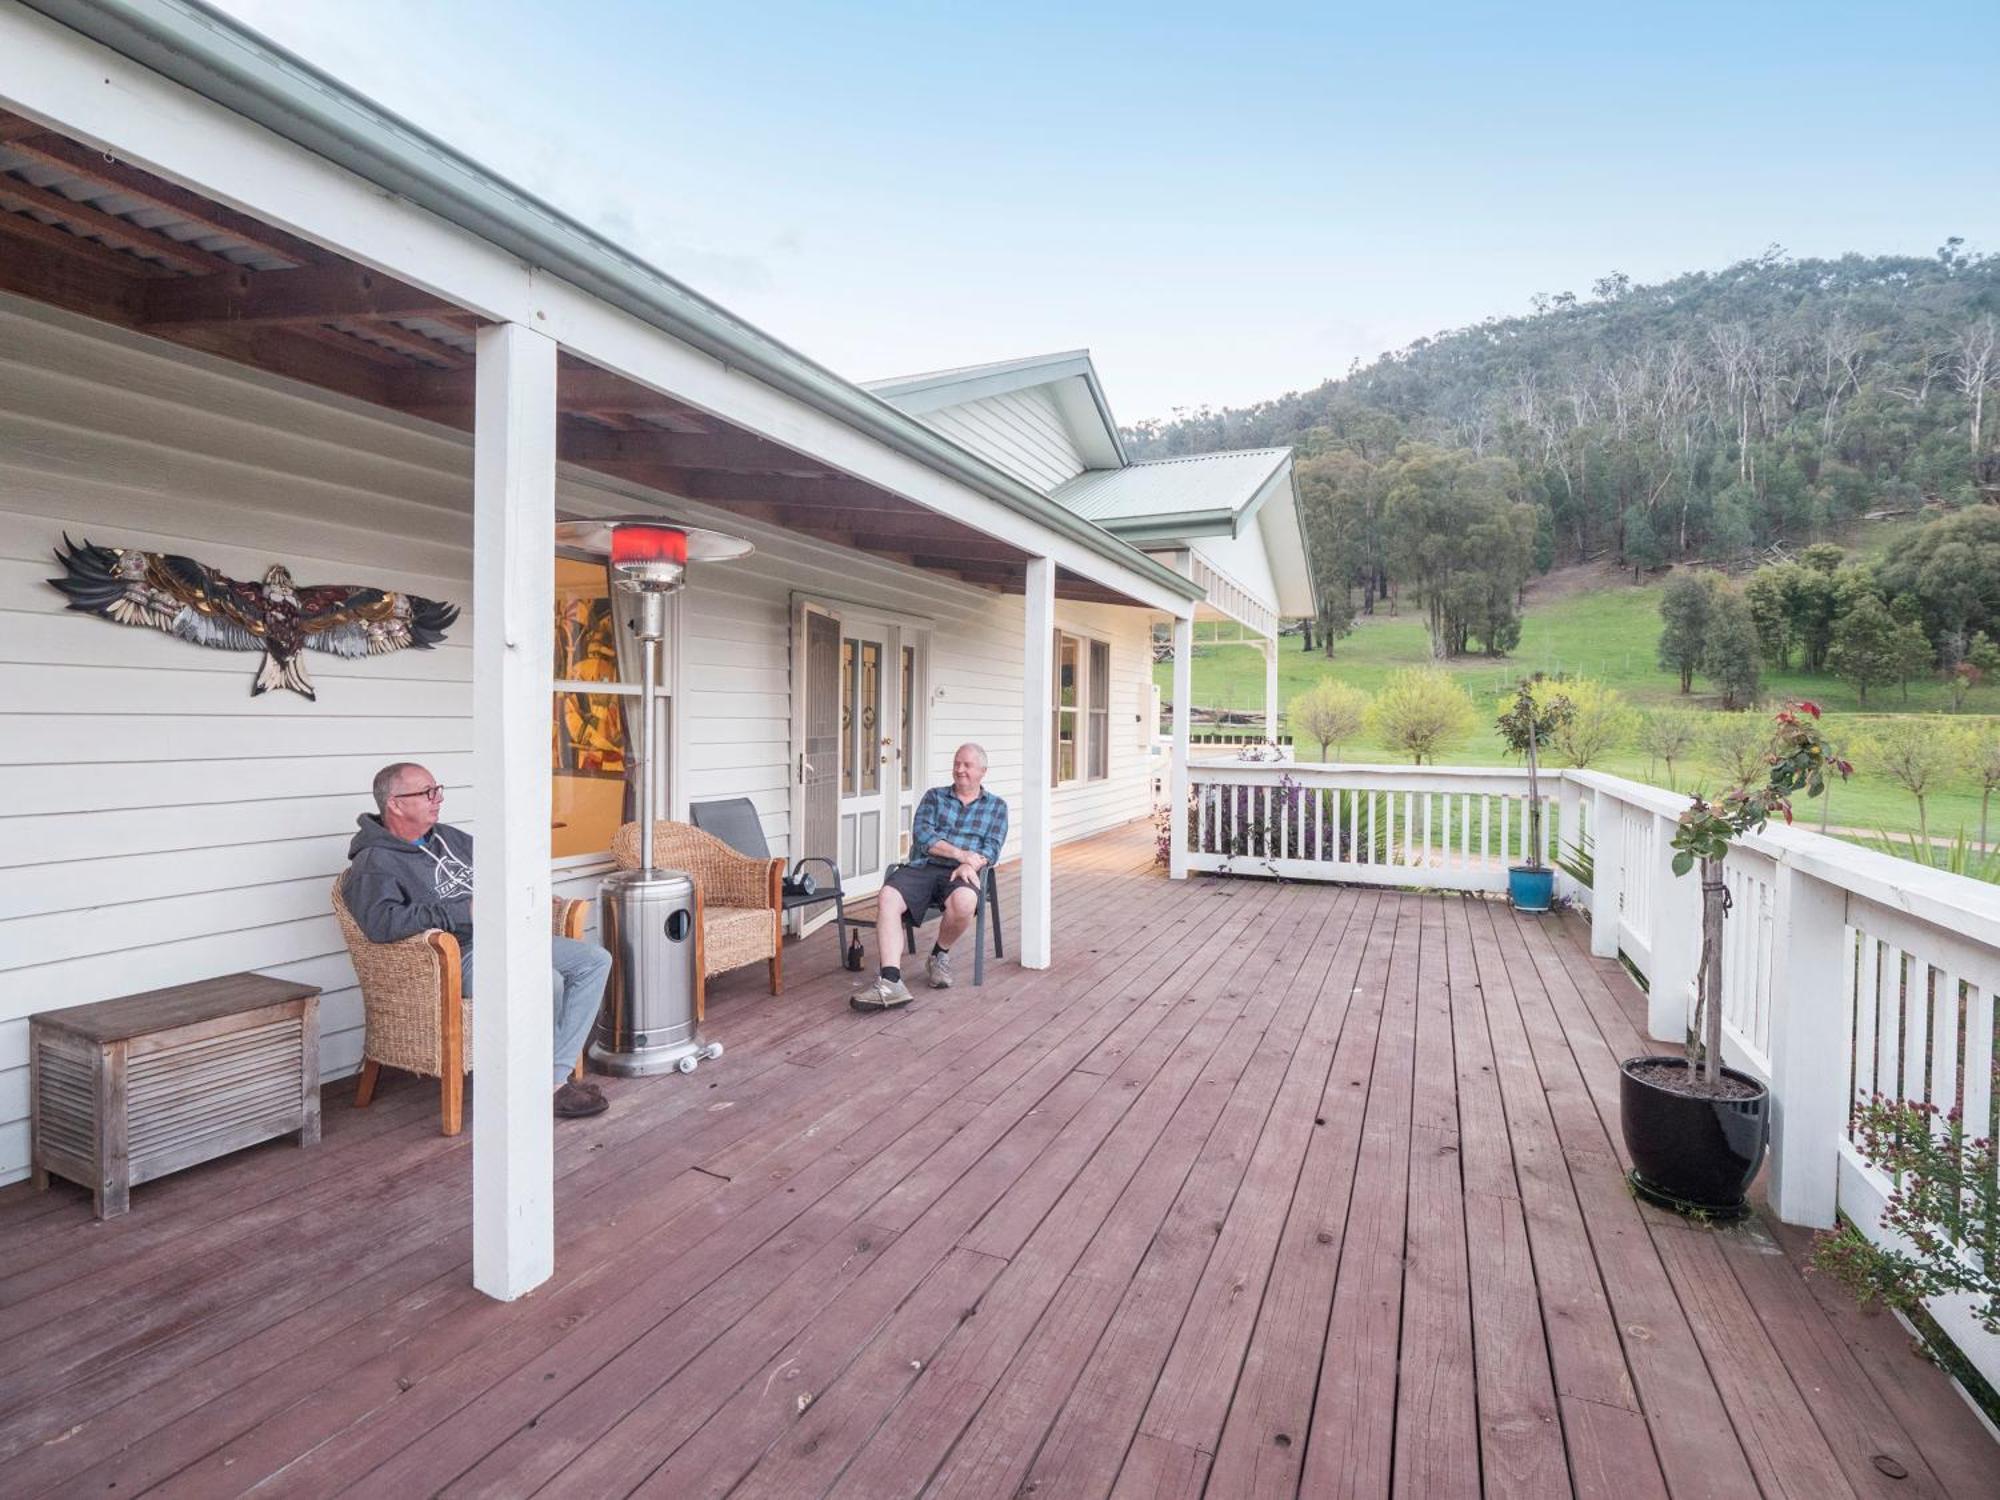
[{"x1": 0, "y1": 1, "x2": 1308, "y2": 1297}]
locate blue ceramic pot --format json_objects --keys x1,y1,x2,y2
[{"x1": 1508, "y1": 865, "x2": 1554, "y2": 911}]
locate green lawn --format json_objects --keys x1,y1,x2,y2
[{"x1": 1158, "y1": 573, "x2": 2000, "y2": 848}]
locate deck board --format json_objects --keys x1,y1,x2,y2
[{"x1": 0, "y1": 822, "x2": 1990, "y2": 1498}]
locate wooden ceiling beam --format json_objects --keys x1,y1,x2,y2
[
  {"x1": 557, "y1": 423, "x2": 833, "y2": 477},
  {"x1": 338, "y1": 318, "x2": 469, "y2": 368},
  {"x1": 0, "y1": 226, "x2": 148, "y2": 321},
  {"x1": 0, "y1": 112, "x2": 46, "y2": 143},
  {"x1": 139, "y1": 264, "x2": 461, "y2": 331},
  {"x1": 3, "y1": 135, "x2": 325, "y2": 266},
  {"x1": 0, "y1": 204, "x2": 174, "y2": 281},
  {"x1": 0, "y1": 174, "x2": 238, "y2": 275},
  {"x1": 289, "y1": 322, "x2": 418, "y2": 369}
]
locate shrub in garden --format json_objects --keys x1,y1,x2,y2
[
  {"x1": 1367, "y1": 667, "x2": 1474, "y2": 765},
  {"x1": 1637, "y1": 708, "x2": 1703, "y2": 789},
  {"x1": 1702, "y1": 712, "x2": 1775, "y2": 788},
  {"x1": 1536, "y1": 678, "x2": 1635, "y2": 768},
  {"x1": 1288, "y1": 679, "x2": 1369, "y2": 761},
  {"x1": 1865, "y1": 717, "x2": 1966, "y2": 847}
]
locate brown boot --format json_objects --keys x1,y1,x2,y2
[{"x1": 554, "y1": 1080, "x2": 609, "y2": 1118}]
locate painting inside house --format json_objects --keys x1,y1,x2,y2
[{"x1": 552, "y1": 557, "x2": 635, "y2": 857}]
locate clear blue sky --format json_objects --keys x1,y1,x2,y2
[{"x1": 213, "y1": 0, "x2": 1997, "y2": 423}]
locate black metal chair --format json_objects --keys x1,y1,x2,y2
[{"x1": 689, "y1": 797, "x2": 855, "y2": 956}]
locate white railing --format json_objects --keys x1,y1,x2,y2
[
  {"x1": 1168, "y1": 753, "x2": 2000, "y2": 1385},
  {"x1": 1180, "y1": 763, "x2": 1564, "y2": 892},
  {"x1": 1572, "y1": 768, "x2": 2000, "y2": 1388}
]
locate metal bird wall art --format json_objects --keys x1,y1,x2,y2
[{"x1": 48, "y1": 536, "x2": 459, "y2": 701}]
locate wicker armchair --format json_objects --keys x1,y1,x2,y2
[
  {"x1": 612, "y1": 820, "x2": 784, "y2": 997},
  {"x1": 332, "y1": 877, "x2": 589, "y2": 1136}
]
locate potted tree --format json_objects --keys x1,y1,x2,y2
[
  {"x1": 1620, "y1": 701, "x2": 1851, "y2": 1216},
  {"x1": 1495, "y1": 678, "x2": 1572, "y2": 911}
]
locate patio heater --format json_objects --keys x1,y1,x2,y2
[{"x1": 553, "y1": 516, "x2": 753, "y2": 1076}]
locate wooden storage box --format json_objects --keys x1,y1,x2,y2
[{"x1": 31, "y1": 973, "x2": 321, "y2": 1218}]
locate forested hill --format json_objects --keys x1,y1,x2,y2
[{"x1": 1126, "y1": 246, "x2": 2000, "y2": 572}]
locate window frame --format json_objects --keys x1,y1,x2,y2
[{"x1": 1050, "y1": 627, "x2": 1113, "y2": 789}]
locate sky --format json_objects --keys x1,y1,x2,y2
[{"x1": 209, "y1": 0, "x2": 1998, "y2": 425}]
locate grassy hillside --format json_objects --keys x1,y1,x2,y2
[{"x1": 1157, "y1": 565, "x2": 2000, "y2": 845}]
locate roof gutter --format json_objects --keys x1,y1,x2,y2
[{"x1": 21, "y1": 0, "x2": 1200, "y2": 604}]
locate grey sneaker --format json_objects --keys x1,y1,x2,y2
[
  {"x1": 849, "y1": 974, "x2": 914, "y2": 1012},
  {"x1": 924, "y1": 950, "x2": 955, "y2": 989}
]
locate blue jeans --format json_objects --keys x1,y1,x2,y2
[{"x1": 460, "y1": 936, "x2": 613, "y2": 1088}]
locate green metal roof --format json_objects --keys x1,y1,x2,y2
[
  {"x1": 1051, "y1": 448, "x2": 1294, "y2": 532},
  {"x1": 20, "y1": 0, "x2": 1201, "y2": 605}
]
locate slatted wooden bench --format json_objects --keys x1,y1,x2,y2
[{"x1": 30, "y1": 973, "x2": 322, "y2": 1218}]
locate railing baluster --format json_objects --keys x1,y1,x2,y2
[
  {"x1": 1878, "y1": 945, "x2": 1904, "y2": 1101},
  {"x1": 1962, "y1": 983, "x2": 1995, "y2": 1148},
  {"x1": 1931, "y1": 968, "x2": 1960, "y2": 1121},
  {"x1": 1904, "y1": 958, "x2": 1931, "y2": 1107},
  {"x1": 1854, "y1": 933, "x2": 1879, "y2": 1105}
]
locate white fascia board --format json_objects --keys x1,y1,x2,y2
[
  {"x1": 0, "y1": 6, "x2": 1187, "y2": 614},
  {"x1": 871, "y1": 352, "x2": 1097, "y2": 413}
]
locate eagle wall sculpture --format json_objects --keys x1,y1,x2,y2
[{"x1": 49, "y1": 536, "x2": 460, "y2": 701}]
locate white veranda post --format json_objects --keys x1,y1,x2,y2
[
  {"x1": 471, "y1": 322, "x2": 559, "y2": 1301},
  {"x1": 1021, "y1": 557, "x2": 1055, "y2": 969},
  {"x1": 1263, "y1": 636, "x2": 1279, "y2": 745},
  {"x1": 1169, "y1": 612, "x2": 1194, "y2": 880}
]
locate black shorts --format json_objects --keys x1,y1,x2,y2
[{"x1": 884, "y1": 861, "x2": 977, "y2": 918}]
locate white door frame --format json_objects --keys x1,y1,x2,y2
[{"x1": 790, "y1": 592, "x2": 931, "y2": 913}]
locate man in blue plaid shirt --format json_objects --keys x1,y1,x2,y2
[{"x1": 850, "y1": 742, "x2": 1009, "y2": 1011}]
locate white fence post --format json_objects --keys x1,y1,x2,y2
[
  {"x1": 1167, "y1": 613, "x2": 1193, "y2": 881},
  {"x1": 1020, "y1": 557, "x2": 1054, "y2": 969},
  {"x1": 1766, "y1": 863, "x2": 1849, "y2": 1227},
  {"x1": 1589, "y1": 784, "x2": 1624, "y2": 960},
  {"x1": 1649, "y1": 809, "x2": 1700, "y2": 1046},
  {"x1": 1556, "y1": 774, "x2": 1581, "y2": 905}
]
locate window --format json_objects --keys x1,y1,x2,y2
[
  {"x1": 1088, "y1": 639, "x2": 1110, "y2": 780},
  {"x1": 1051, "y1": 631, "x2": 1110, "y2": 786},
  {"x1": 552, "y1": 556, "x2": 654, "y2": 859},
  {"x1": 1053, "y1": 632, "x2": 1079, "y2": 784}
]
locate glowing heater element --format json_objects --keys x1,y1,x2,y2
[{"x1": 608, "y1": 523, "x2": 689, "y2": 591}]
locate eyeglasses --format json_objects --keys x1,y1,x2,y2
[{"x1": 392, "y1": 785, "x2": 445, "y2": 803}]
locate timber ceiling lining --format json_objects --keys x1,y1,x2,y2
[{"x1": 0, "y1": 111, "x2": 1147, "y2": 606}]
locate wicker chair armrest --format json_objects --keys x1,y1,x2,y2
[{"x1": 553, "y1": 896, "x2": 588, "y2": 939}]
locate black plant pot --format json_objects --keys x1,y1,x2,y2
[{"x1": 1619, "y1": 1055, "x2": 1769, "y2": 1218}]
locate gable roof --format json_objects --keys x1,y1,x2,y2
[
  {"x1": 1050, "y1": 448, "x2": 1294, "y2": 537},
  {"x1": 866, "y1": 350, "x2": 1125, "y2": 468},
  {"x1": 21, "y1": 0, "x2": 1200, "y2": 607}
]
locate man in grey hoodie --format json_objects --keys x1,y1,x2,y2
[{"x1": 344, "y1": 761, "x2": 611, "y2": 1119}]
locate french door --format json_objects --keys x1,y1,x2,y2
[{"x1": 795, "y1": 601, "x2": 924, "y2": 901}]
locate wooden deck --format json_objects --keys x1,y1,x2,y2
[{"x1": 0, "y1": 822, "x2": 1991, "y2": 1498}]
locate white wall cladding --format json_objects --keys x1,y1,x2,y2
[
  {"x1": 0, "y1": 296, "x2": 1157, "y2": 1184},
  {"x1": 912, "y1": 385, "x2": 1087, "y2": 494}
]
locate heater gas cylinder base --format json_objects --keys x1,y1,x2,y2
[{"x1": 588, "y1": 1036, "x2": 709, "y2": 1078}]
